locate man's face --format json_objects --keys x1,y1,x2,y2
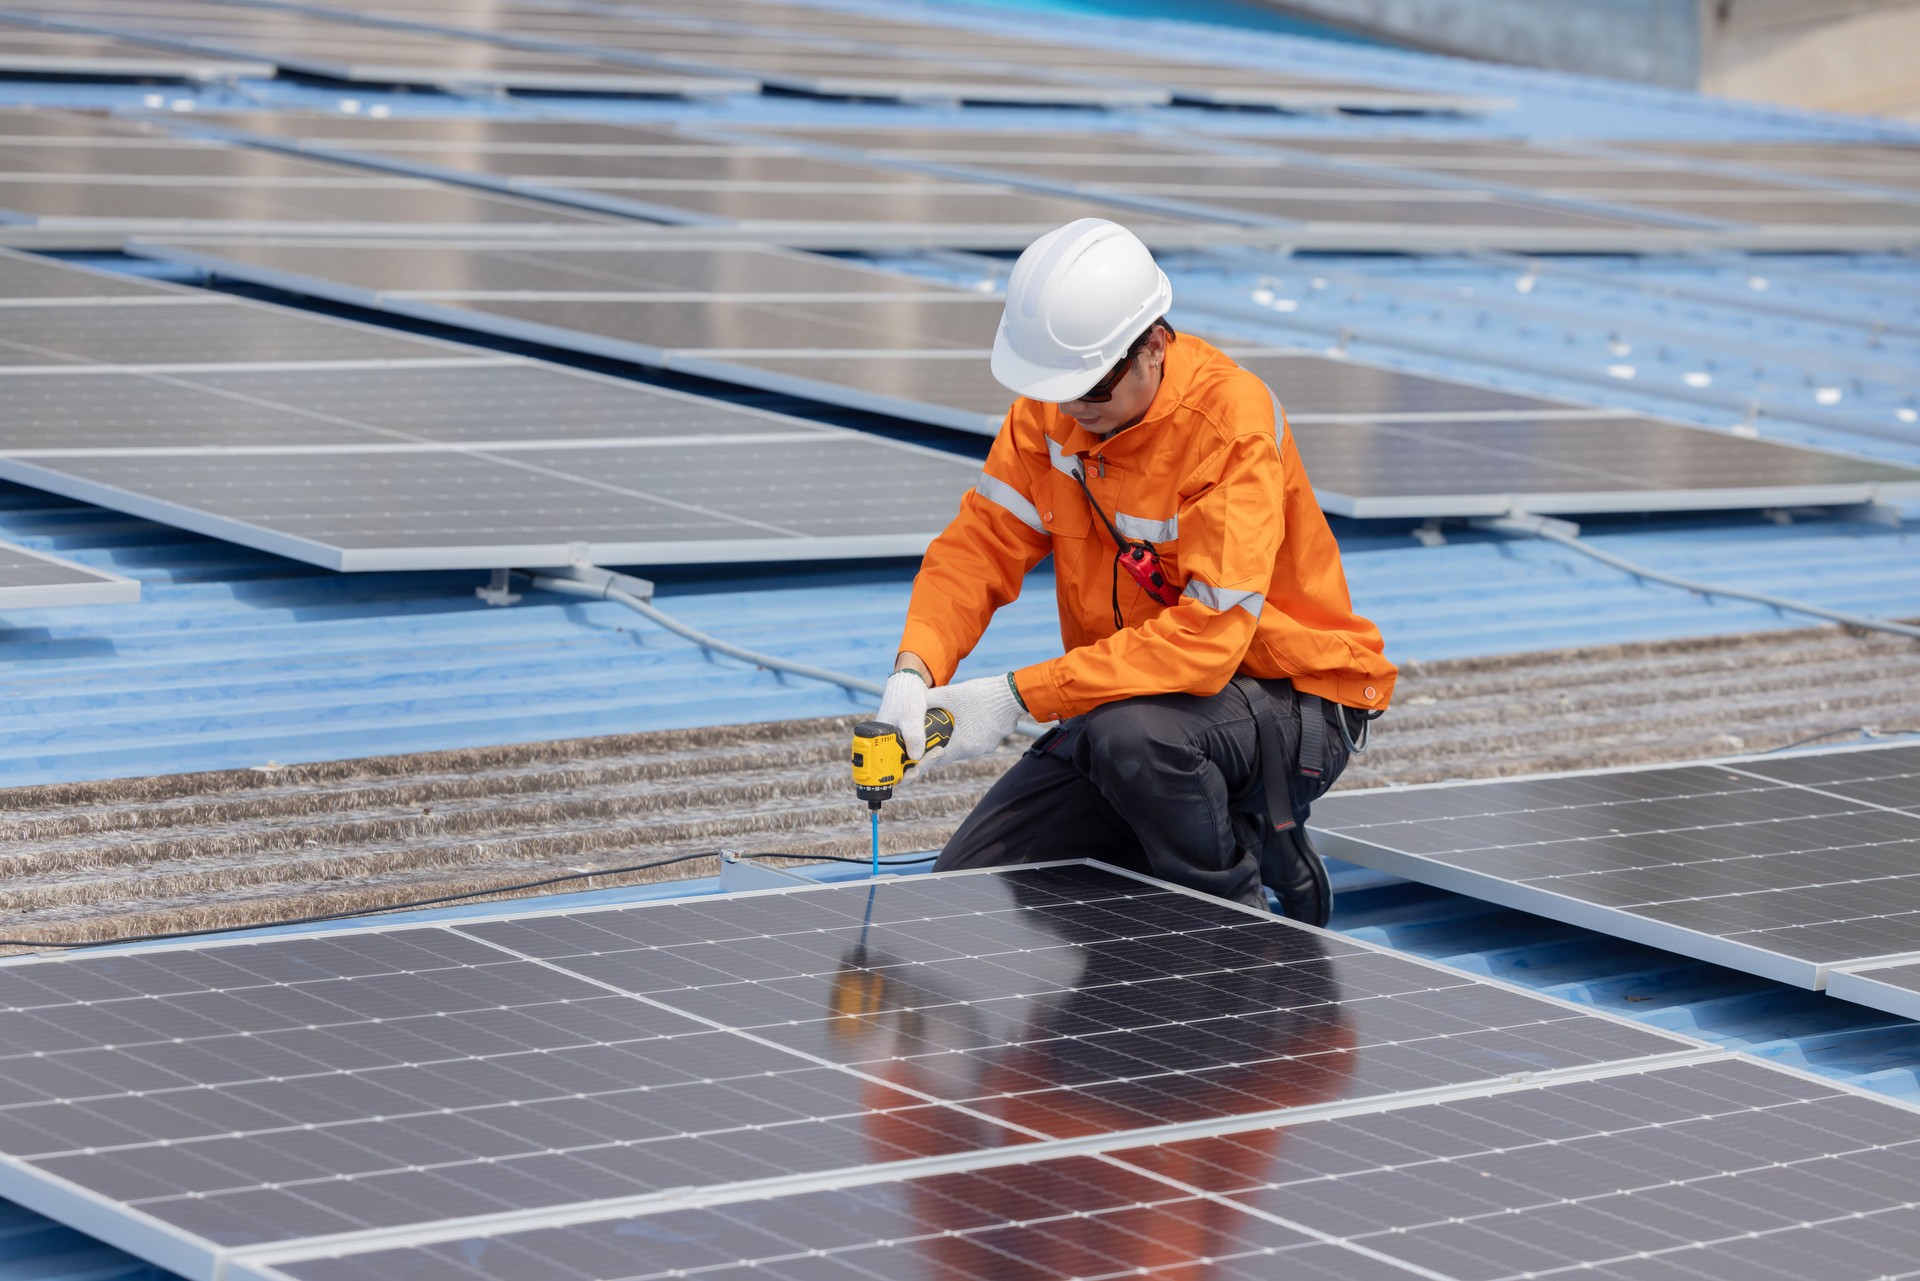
[{"x1": 1058, "y1": 328, "x2": 1168, "y2": 434}]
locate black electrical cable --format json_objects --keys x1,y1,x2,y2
[
  {"x1": 0, "y1": 849, "x2": 933, "y2": 953},
  {"x1": 735, "y1": 851, "x2": 939, "y2": 867}
]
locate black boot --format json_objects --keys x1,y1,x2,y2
[{"x1": 1259, "y1": 821, "x2": 1332, "y2": 928}]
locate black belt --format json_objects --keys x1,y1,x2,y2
[{"x1": 1230, "y1": 675, "x2": 1325, "y2": 834}]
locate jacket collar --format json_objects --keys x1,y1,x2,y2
[{"x1": 1047, "y1": 334, "x2": 1194, "y2": 458}]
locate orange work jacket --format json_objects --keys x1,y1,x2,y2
[{"x1": 898, "y1": 334, "x2": 1396, "y2": 722}]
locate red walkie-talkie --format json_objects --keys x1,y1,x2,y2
[{"x1": 1072, "y1": 465, "x2": 1182, "y2": 608}]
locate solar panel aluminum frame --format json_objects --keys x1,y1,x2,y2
[
  {"x1": 1826, "y1": 958, "x2": 1920, "y2": 1022},
  {"x1": 0, "y1": 540, "x2": 138, "y2": 607},
  {"x1": 1306, "y1": 467, "x2": 1920, "y2": 520},
  {"x1": 1312, "y1": 742, "x2": 1920, "y2": 990},
  {"x1": 0, "y1": 859, "x2": 1719, "y2": 1281}
]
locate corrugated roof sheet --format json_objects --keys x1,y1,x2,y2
[{"x1": 4, "y1": 480, "x2": 1913, "y2": 785}]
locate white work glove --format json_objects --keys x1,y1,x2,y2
[
  {"x1": 874, "y1": 669, "x2": 931, "y2": 761},
  {"x1": 920, "y1": 674, "x2": 1025, "y2": 773}
]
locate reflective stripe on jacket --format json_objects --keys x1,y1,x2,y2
[{"x1": 897, "y1": 334, "x2": 1397, "y2": 722}]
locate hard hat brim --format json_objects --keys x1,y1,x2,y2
[{"x1": 989, "y1": 323, "x2": 1113, "y2": 403}]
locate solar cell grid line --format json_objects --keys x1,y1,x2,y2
[
  {"x1": 0, "y1": 862, "x2": 1715, "y2": 1281},
  {"x1": 1728, "y1": 742, "x2": 1920, "y2": 815},
  {"x1": 1310, "y1": 743, "x2": 1920, "y2": 989},
  {"x1": 0, "y1": 538, "x2": 138, "y2": 608},
  {"x1": 231, "y1": 1054, "x2": 1920, "y2": 1281}
]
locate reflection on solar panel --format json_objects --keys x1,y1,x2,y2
[
  {"x1": 260, "y1": 1055, "x2": 1920, "y2": 1281},
  {"x1": 1312, "y1": 744, "x2": 1920, "y2": 988},
  {"x1": 0, "y1": 862, "x2": 1760, "y2": 1281},
  {"x1": 0, "y1": 0, "x2": 755, "y2": 94},
  {"x1": 0, "y1": 539, "x2": 137, "y2": 608},
  {"x1": 0, "y1": 17, "x2": 271, "y2": 79}
]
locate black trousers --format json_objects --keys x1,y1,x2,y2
[{"x1": 934, "y1": 680, "x2": 1352, "y2": 910}]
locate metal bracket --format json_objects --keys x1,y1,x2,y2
[
  {"x1": 1834, "y1": 499, "x2": 1905, "y2": 529},
  {"x1": 1470, "y1": 510, "x2": 1582, "y2": 540},
  {"x1": 475, "y1": 568, "x2": 520, "y2": 607},
  {"x1": 718, "y1": 851, "x2": 815, "y2": 893},
  {"x1": 527, "y1": 561, "x2": 656, "y2": 601},
  {"x1": 1412, "y1": 518, "x2": 1448, "y2": 548}
]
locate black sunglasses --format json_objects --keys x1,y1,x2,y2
[{"x1": 1073, "y1": 330, "x2": 1154, "y2": 404}]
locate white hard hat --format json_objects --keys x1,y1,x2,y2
[{"x1": 990, "y1": 218, "x2": 1173, "y2": 402}]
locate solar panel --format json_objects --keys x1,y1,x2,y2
[
  {"x1": 0, "y1": 140, "x2": 406, "y2": 181},
  {"x1": 1293, "y1": 415, "x2": 1920, "y2": 517},
  {"x1": 0, "y1": 105, "x2": 157, "y2": 140},
  {"x1": 445, "y1": 295, "x2": 1001, "y2": 356},
  {"x1": 980, "y1": 155, "x2": 1419, "y2": 194},
  {"x1": 1195, "y1": 193, "x2": 1664, "y2": 231},
  {"x1": 171, "y1": 114, "x2": 700, "y2": 150},
  {"x1": 1620, "y1": 195, "x2": 1920, "y2": 229},
  {"x1": 0, "y1": 20, "x2": 273, "y2": 79},
  {"x1": 1621, "y1": 140, "x2": 1920, "y2": 193},
  {"x1": 125, "y1": 238, "x2": 1920, "y2": 519},
  {"x1": 0, "y1": 175, "x2": 623, "y2": 237},
  {"x1": 0, "y1": 539, "x2": 137, "y2": 608},
  {"x1": 0, "y1": 357, "x2": 980, "y2": 570},
  {"x1": 751, "y1": 125, "x2": 1202, "y2": 160},
  {"x1": 147, "y1": 239, "x2": 957, "y2": 297},
  {"x1": 1312, "y1": 743, "x2": 1920, "y2": 988},
  {"x1": 0, "y1": 0, "x2": 755, "y2": 94},
  {"x1": 246, "y1": 1056, "x2": 1920, "y2": 1281},
  {"x1": 0, "y1": 298, "x2": 466, "y2": 367},
  {"x1": 0, "y1": 863, "x2": 1719, "y2": 1281},
  {"x1": 1827, "y1": 959, "x2": 1920, "y2": 1022},
  {"x1": 0, "y1": 247, "x2": 177, "y2": 298}
]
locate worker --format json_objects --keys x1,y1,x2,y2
[{"x1": 873, "y1": 218, "x2": 1395, "y2": 923}]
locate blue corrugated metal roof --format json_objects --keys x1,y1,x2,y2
[{"x1": 4, "y1": 481, "x2": 1912, "y2": 784}]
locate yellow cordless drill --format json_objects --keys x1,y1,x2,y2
[{"x1": 850, "y1": 708, "x2": 953, "y2": 873}]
